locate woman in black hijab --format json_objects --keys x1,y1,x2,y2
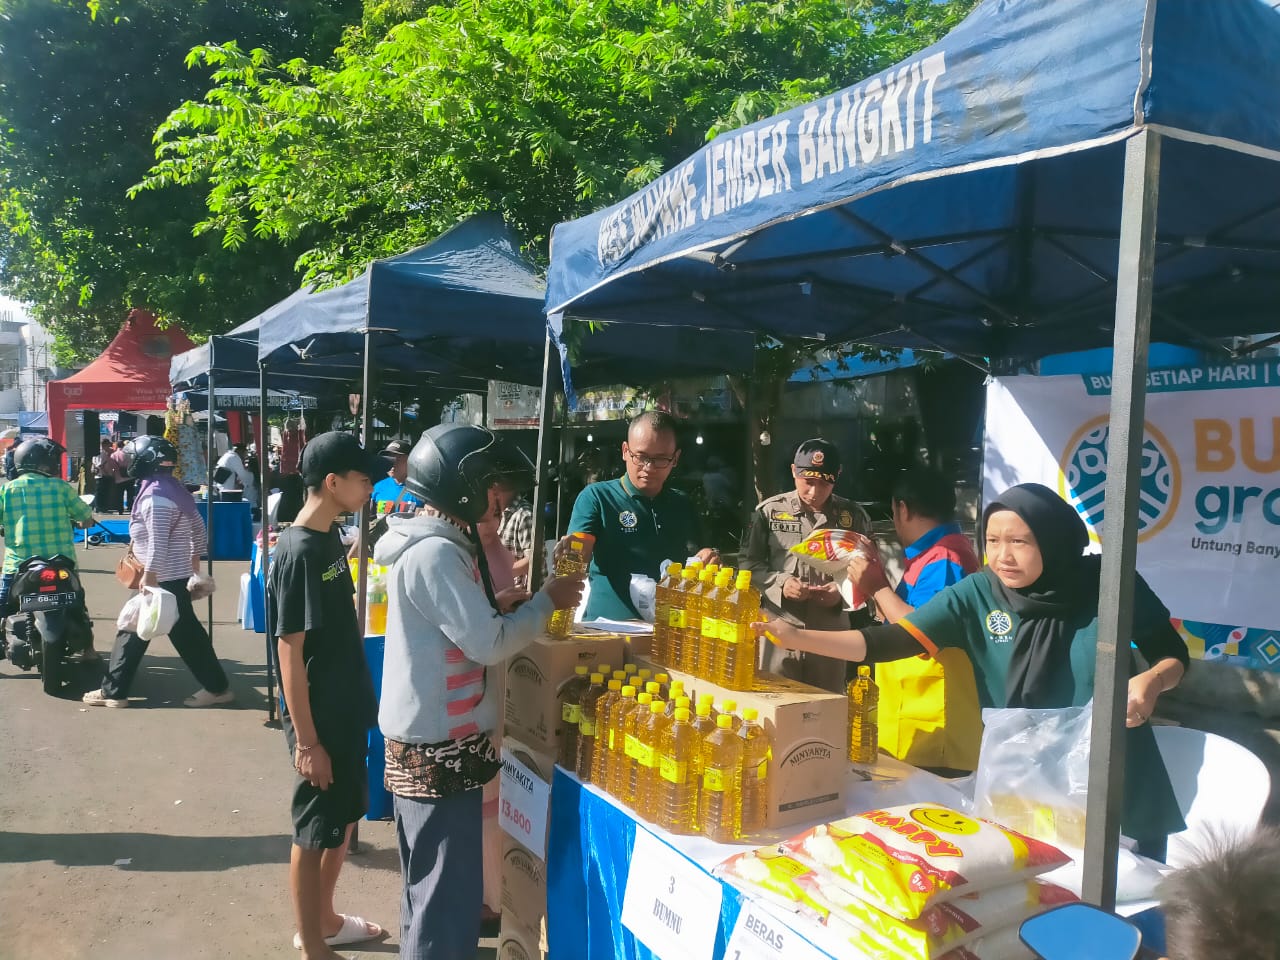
[{"x1": 755, "y1": 482, "x2": 1190, "y2": 857}]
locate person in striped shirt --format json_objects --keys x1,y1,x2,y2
[{"x1": 84, "y1": 436, "x2": 232, "y2": 709}]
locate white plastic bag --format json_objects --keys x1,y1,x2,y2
[
  {"x1": 629, "y1": 574, "x2": 657, "y2": 623},
  {"x1": 975, "y1": 702, "x2": 1093, "y2": 851},
  {"x1": 188, "y1": 571, "x2": 217, "y2": 601},
  {"x1": 116, "y1": 593, "x2": 145, "y2": 632},
  {"x1": 137, "y1": 585, "x2": 179, "y2": 641}
]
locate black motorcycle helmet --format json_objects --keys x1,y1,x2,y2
[
  {"x1": 405, "y1": 424, "x2": 503, "y2": 524},
  {"x1": 122, "y1": 436, "x2": 179, "y2": 479},
  {"x1": 12, "y1": 437, "x2": 66, "y2": 477}
]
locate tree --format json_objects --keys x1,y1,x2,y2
[{"x1": 0, "y1": 0, "x2": 363, "y2": 362}]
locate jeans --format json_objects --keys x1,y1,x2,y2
[{"x1": 101, "y1": 578, "x2": 229, "y2": 699}]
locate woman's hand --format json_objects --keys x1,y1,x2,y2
[
  {"x1": 294, "y1": 742, "x2": 333, "y2": 790},
  {"x1": 1125, "y1": 672, "x2": 1162, "y2": 727},
  {"x1": 751, "y1": 618, "x2": 797, "y2": 648}
]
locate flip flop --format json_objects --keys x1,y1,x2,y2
[{"x1": 292, "y1": 915, "x2": 384, "y2": 950}]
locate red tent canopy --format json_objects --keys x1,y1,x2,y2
[{"x1": 46, "y1": 309, "x2": 196, "y2": 451}]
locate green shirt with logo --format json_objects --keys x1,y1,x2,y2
[{"x1": 567, "y1": 476, "x2": 701, "y2": 621}]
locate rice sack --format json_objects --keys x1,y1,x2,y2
[
  {"x1": 715, "y1": 849, "x2": 831, "y2": 924},
  {"x1": 788, "y1": 528, "x2": 871, "y2": 578},
  {"x1": 782, "y1": 804, "x2": 1071, "y2": 920}
]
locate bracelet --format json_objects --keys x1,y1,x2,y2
[{"x1": 294, "y1": 743, "x2": 316, "y2": 752}]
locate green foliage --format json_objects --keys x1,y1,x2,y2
[{"x1": 0, "y1": 0, "x2": 362, "y2": 361}]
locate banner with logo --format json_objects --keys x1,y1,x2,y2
[{"x1": 984, "y1": 363, "x2": 1280, "y2": 672}]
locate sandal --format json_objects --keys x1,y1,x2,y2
[{"x1": 292, "y1": 914, "x2": 383, "y2": 950}]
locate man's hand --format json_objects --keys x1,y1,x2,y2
[
  {"x1": 540, "y1": 574, "x2": 585, "y2": 611},
  {"x1": 847, "y1": 539, "x2": 891, "y2": 594},
  {"x1": 495, "y1": 585, "x2": 533, "y2": 613},
  {"x1": 694, "y1": 547, "x2": 719, "y2": 565},
  {"x1": 752, "y1": 618, "x2": 797, "y2": 648},
  {"x1": 294, "y1": 742, "x2": 334, "y2": 790},
  {"x1": 781, "y1": 577, "x2": 811, "y2": 601},
  {"x1": 809, "y1": 581, "x2": 844, "y2": 607}
]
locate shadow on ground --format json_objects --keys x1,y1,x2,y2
[{"x1": 0, "y1": 830, "x2": 291, "y2": 871}]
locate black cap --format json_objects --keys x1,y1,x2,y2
[
  {"x1": 382, "y1": 438, "x2": 412, "y2": 456},
  {"x1": 793, "y1": 438, "x2": 840, "y2": 483},
  {"x1": 301, "y1": 432, "x2": 389, "y2": 486}
]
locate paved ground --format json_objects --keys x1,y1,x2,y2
[{"x1": 0, "y1": 542, "x2": 497, "y2": 960}]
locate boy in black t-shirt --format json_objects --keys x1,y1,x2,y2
[{"x1": 268, "y1": 432, "x2": 386, "y2": 958}]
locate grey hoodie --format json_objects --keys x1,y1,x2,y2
[{"x1": 374, "y1": 514, "x2": 553, "y2": 744}]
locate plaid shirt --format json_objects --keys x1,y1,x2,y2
[
  {"x1": 498, "y1": 498, "x2": 534, "y2": 559},
  {"x1": 0, "y1": 474, "x2": 94, "y2": 574}
]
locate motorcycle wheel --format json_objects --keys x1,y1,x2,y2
[{"x1": 40, "y1": 637, "x2": 65, "y2": 696}]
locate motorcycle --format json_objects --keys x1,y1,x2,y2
[{"x1": 2, "y1": 554, "x2": 94, "y2": 696}]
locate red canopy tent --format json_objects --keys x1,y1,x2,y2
[{"x1": 46, "y1": 309, "x2": 195, "y2": 455}]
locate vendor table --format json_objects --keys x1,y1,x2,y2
[
  {"x1": 196, "y1": 499, "x2": 253, "y2": 560},
  {"x1": 546, "y1": 760, "x2": 973, "y2": 960}
]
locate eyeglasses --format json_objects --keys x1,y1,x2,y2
[{"x1": 626, "y1": 449, "x2": 677, "y2": 470}]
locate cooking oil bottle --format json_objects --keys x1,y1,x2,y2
[
  {"x1": 719, "y1": 570, "x2": 760, "y2": 691},
  {"x1": 738, "y1": 708, "x2": 771, "y2": 836},
  {"x1": 605, "y1": 684, "x2": 637, "y2": 795},
  {"x1": 665, "y1": 680, "x2": 685, "y2": 713},
  {"x1": 575, "y1": 672, "x2": 608, "y2": 782},
  {"x1": 591, "y1": 679, "x2": 623, "y2": 784},
  {"x1": 699, "y1": 714, "x2": 744, "y2": 843},
  {"x1": 657, "y1": 706, "x2": 699, "y2": 835},
  {"x1": 556, "y1": 665, "x2": 591, "y2": 769},
  {"x1": 624, "y1": 692, "x2": 654, "y2": 800},
  {"x1": 654, "y1": 672, "x2": 671, "y2": 700},
  {"x1": 644, "y1": 680, "x2": 661, "y2": 702},
  {"x1": 669, "y1": 566, "x2": 698, "y2": 670},
  {"x1": 667, "y1": 693, "x2": 691, "y2": 718},
  {"x1": 653, "y1": 562, "x2": 683, "y2": 665},
  {"x1": 689, "y1": 700, "x2": 718, "y2": 833},
  {"x1": 637, "y1": 700, "x2": 669, "y2": 822},
  {"x1": 849, "y1": 665, "x2": 879, "y2": 764},
  {"x1": 547, "y1": 534, "x2": 592, "y2": 638},
  {"x1": 683, "y1": 567, "x2": 714, "y2": 674},
  {"x1": 701, "y1": 568, "x2": 735, "y2": 680},
  {"x1": 719, "y1": 700, "x2": 743, "y2": 734}
]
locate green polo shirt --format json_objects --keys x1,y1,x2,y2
[
  {"x1": 567, "y1": 476, "x2": 700, "y2": 621},
  {"x1": 893, "y1": 572, "x2": 1187, "y2": 842}
]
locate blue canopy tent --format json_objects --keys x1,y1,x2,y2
[{"x1": 546, "y1": 0, "x2": 1280, "y2": 908}]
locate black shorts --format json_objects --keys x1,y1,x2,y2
[{"x1": 283, "y1": 718, "x2": 369, "y2": 850}]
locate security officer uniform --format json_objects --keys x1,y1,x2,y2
[{"x1": 741, "y1": 440, "x2": 871, "y2": 693}]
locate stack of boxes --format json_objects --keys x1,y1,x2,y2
[{"x1": 499, "y1": 633, "x2": 625, "y2": 959}]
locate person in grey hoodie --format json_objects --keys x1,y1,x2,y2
[{"x1": 373, "y1": 424, "x2": 583, "y2": 960}]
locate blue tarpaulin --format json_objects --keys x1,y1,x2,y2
[{"x1": 546, "y1": 0, "x2": 1280, "y2": 362}]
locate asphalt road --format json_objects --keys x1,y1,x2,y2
[{"x1": 0, "y1": 542, "x2": 497, "y2": 960}]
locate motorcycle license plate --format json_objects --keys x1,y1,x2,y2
[{"x1": 19, "y1": 591, "x2": 77, "y2": 611}]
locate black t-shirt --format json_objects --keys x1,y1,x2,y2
[{"x1": 267, "y1": 525, "x2": 378, "y2": 757}]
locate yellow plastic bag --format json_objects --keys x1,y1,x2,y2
[{"x1": 876, "y1": 649, "x2": 983, "y2": 772}]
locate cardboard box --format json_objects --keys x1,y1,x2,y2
[
  {"x1": 658, "y1": 665, "x2": 848, "y2": 831},
  {"x1": 498, "y1": 911, "x2": 545, "y2": 960},
  {"x1": 504, "y1": 634, "x2": 626, "y2": 754},
  {"x1": 501, "y1": 835, "x2": 548, "y2": 935}
]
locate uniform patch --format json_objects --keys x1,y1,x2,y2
[
  {"x1": 838, "y1": 510, "x2": 854, "y2": 528},
  {"x1": 985, "y1": 609, "x2": 1014, "y2": 638},
  {"x1": 770, "y1": 520, "x2": 802, "y2": 533},
  {"x1": 770, "y1": 510, "x2": 797, "y2": 521},
  {"x1": 811, "y1": 450, "x2": 825, "y2": 466},
  {"x1": 618, "y1": 510, "x2": 638, "y2": 529}
]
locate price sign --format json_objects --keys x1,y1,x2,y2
[
  {"x1": 499, "y1": 745, "x2": 551, "y2": 857},
  {"x1": 620, "y1": 828, "x2": 722, "y2": 959},
  {"x1": 725, "y1": 900, "x2": 834, "y2": 960}
]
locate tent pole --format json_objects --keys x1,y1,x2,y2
[
  {"x1": 355, "y1": 328, "x2": 374, "y2": 636},
  {"x1": 529, "y1": 334, "x2": 557, "y2": 592},
  {"x1": 206, "y1": 365, "x2": 217, "y2": 669},
  {"x1": 1082, "y1": 129, "x2": 1161, "y2": 910},
  {"x1": 260, "y1": 362, "x2": 277, "y2": 723}
]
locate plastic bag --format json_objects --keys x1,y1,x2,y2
[
  {"x1": 629, "y1": 574, "x2": 656, "y2": 623},
  {"x1": 137, "y1": 585, "x2": 179, "y2": 641},
  {"x1": 116, "y1": 593, "x2": 145, "y2": 632},
  {"x1": 789, "y1": 528, "x2": 873, "y2": 578},
  {"x1": 188, "y1": 571, "x2": 217, "y2": 601},
  {"x1": 974, "y1": 703, "x2": 1093, "y2": 852}
]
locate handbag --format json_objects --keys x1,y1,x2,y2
[{"x1": 115, "y1": 546, "x2": 145, "y2": 590}]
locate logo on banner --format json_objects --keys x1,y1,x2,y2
[{"x1": 1059, "y1": 416, "x2": 1181, "y2": 543}]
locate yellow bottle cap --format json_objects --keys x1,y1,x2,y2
[
  {"x1": 716, "y1": 714, "x2": 734, "y2": 729},
  {"x1": 574, "y1": 665, "x2": 589, "y2": 676},
  {"x1": 699, "y1": 569, "x2": 712, "y2": 582},
  {"x1": 682, "y1": 567, "x2": 698, "y2": 580},
  {"x1": 674, "y1": 708, "x2": 691, "y2": 722},
  {"x1": 655, "y1": 673, "x2": 670, "y2": 684},
  {"x1": 716, "y1": 570, "x2": 733, "y2": 586},
  {"x1": 590, "y1": 673, "x2": 604, "y2": 683},
  {"x1": 667, "y1": 562, "x2": 683, "y2": 576},
  {"x1": 858, "y1": 665, "x2": 872, "y2": 678},
  {"x1": 736, "y1": 570, "x2": 753, "y2": 588},
  {"x1": 598, "y1": 664, "x2": 612, "y2": 676},
  {"x1": 638, "y1": 693, "x2": 653, "y2": 706},
  {"x1": 624, "y1": 664, "x2": 638, "y2": 674},
  {"x1": 742, "y1": 708, "x2": 759, "y2": 722},
  {"x1": 608, "y1": 680, "x2": 622, "y2": 691},
  {"x1": 650, "y1": 701, "x2": 666, "y2": 714},
  {"x1": 669, "y1": 680, "x2": 684, "y2": 695},
  {"x1": 697, "y1": 693, "x2": 715, "y2": 706},
  {"x1": 722, "y1": 700, "x2": 738, "y2": 713},
  {"x1": 613, "y1": 671, "x2": 627, "y2": 682},
  {"x1": 646, "y1": 682, "x2": 661, "y2": 695},
  {"x1": 696, "y1": 702, "x2": 711, "y2": 717},
  {"x1": 638, "y1": 669, "x2": 652, "y2": 681},
  {"x1": 676, "y1": 696, "x2": 691, "y2": 709},
  {"x1": 622, "y1": 685, "x2": 637, "y2": 697}
]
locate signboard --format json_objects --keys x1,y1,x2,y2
[
  {"x1": 488, "y1": 381, "x2": 542, "y2": 429},
  {"x1": 985, "y1": 362, "x2": 1280, "y2": 672},
  {"x1": 725, "y1": 900, "x2": 834, "y2": 960},
  {"x1": 620, "y1": 828, "x2": 722, "y2": 959},
  {"x1": 498, "y1": 746, "x2": 550, "y2": 857}
]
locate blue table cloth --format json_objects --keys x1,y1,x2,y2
[{"x1": 196, "y1": 500, "x2": 253, "y2": 560}]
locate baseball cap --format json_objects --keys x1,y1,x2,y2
[
  {"x1": 793, "y1": 438, "x2": 840, "y2": 483},
  {"x1": 382, "y1": 438, "x2": 412, "y2": 456},
  {"x1": 301, "y1": 432, "x2": 389, "y2": 486}
]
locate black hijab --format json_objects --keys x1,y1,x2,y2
[{"x1": 983, "y1": 483, "x2": 1102, "y2": 708}]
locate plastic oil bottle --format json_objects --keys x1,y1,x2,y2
[
  {"x1": 605, "y1": 684, "x2": 637, "y2": 796},
  {"x1": 556, "y1": 665, "x2": 591, "y2": 769},
  {"x1": 653, "y1": 562, "x2": 683, "y2": 665},
  {"x1": 665, "y1": 680, "x2": 686, "y2": 713},
  {"x1": 667, "y1": 693, "x2": 691, "y2": 718},
  {"x1": 591, "y1": 679, "x2": 623, "y2": 784},
  {"x1": 701, "y1": 568, "x2": 735, "y2": 680},
  {"x1": 689, "y1": 700, "x2": 718, "y2": 833},
  {"x1": 575, "y1": 672, "x2": 608, "y2": 782},
  {"x1": 719, "y1": 700, "x2": 744, "y2": 734},
  {"x1": 719, "y1": 570, "x2": 760, "y2": 691},
  {"x1": 849, "y1": 665, "x2": 880, "y2": 764},
  {"x1": 669, "y1": 566, "x2": 698, "y2": 670},
  {"x1": 547, "y1": 534, "x2": 592, "y2": 638},
  {"x1": 738, "y1": 708, "x2": 772, "y2": 836},
  {"x1": 699, "y1": 714, "x2": 744, "y2": 843},
  {"x1": 624, "y1": 692, "x2": 654, "y2": 800},
  {"x1": 637, "y1": 700, "x2": 669, "y2": 822},
  {"x1": 654, "y1": 672, "x2": 671, "y2": 700},
  {"x1": 657, "y1": 706, "x2": 699, "y2": 835},
  {"x1": 682, "y1": 567, "x2": 714, "y2": 674}
]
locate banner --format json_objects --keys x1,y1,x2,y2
[
  {"x1": 985, "y1": 362, "x2": 1280, "y2": 672},
  {"x1": 488, "y1": 381, "x2": 542, "y2": 429}
]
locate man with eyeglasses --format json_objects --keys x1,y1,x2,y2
[
  {"x1": 741, "y1": 438, "x2": 871, "y2": 692},
  {"x1": 567, "y1": 411, "x2": 716, "y2": 622}
]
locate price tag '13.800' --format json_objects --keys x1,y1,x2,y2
[
  {"x1": 498, "y1": 746, "x2": 550, "y2": 857},
  {"x1": 620, "y1": 828, "x2": 722, "y2": 959}
]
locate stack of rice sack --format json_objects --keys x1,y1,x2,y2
[{"x1": 717, "y1": 803, "x2": 1076, "y2": 960}]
